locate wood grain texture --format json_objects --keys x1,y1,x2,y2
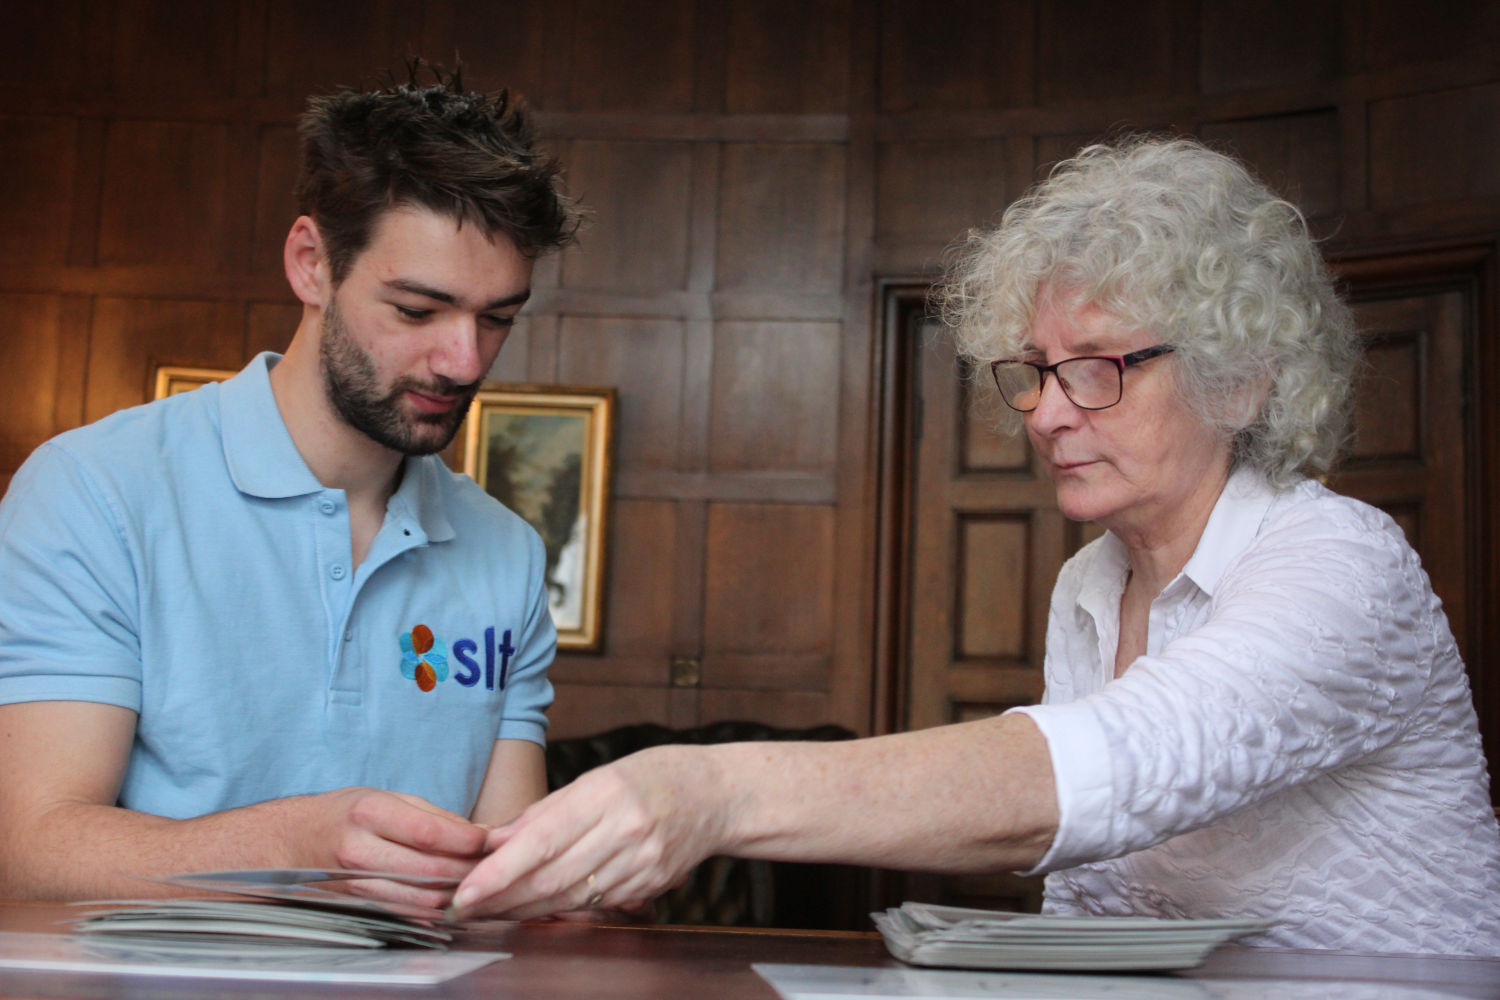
[
  {"x1": 1199, "y1": 111, "x2": 1342, "y2": 220},
  {"x1": 565, "y1": 0, "x2": 695, "y2": 112},
  {"x1": 558, "y1": 316, "x2": 686, "y2": 472},
  {"x1": 709, "y1": 320, "x2": 840, "y2": 473},
  {"x1": 418, "y1": 0, "x2": 550, "y2": 101},
  {"x1": 596, "y1": 499, "x2": 679, "y2": 656},
  {"x1": 84, "y1": 297, "x2": 244, "y2": 422},
  {"x1": 262, "y1": 0, "x2": 409, "y2": 98},
  {"x1": 560, "y1": 140, "x2": 695, "y2": 292},
  {"x1": 245, "y1": 301, "x2": 301, "y2": 358},
  {"x1": 252, "y1": 125, "x2": 301, "y2": 275},
  {"x1": 876, "y1": 139, "x2": 1009, "y2": 246},
  {"x1": 0, "y1": 294, "x2": 68, "y2": 472},
  {"x1": 1369, "y1": 83, "x2": 1500, "y2": 207},
  {"x1": 715, "y1": 143, "x2": 846, "y2": 294},
  {"x1": 703, "y1": 502, "x2": 836, "y2": 656},
  {"x1": 111, "y1": 0, "x2": 240, "y2": 98},
  {"x1": 1037, "y1": 0, "x2": 1187, "y2": 104},
  {"x1": 957, "y1": 515, "x2": 1029, "y2": 660},
  {"x1": 0, "y1": 1, "x2": 103, "y2": 94},
  {"x1": 97, "y1": 121, "x2": 233, "y2": 267},
  {"x1": 1358, "y1": 0, "x2": 1500, "y2": 71},
  {"x1": 0, "y1": 117, "x2": 76, "y2": 266},
  {"x1": 724, "y1": 0, "x2": 852, "y2": 114},
  {"x1": 1199, "y1": 0, "x2": 1339, "y2": 95},
  {"x1": 878, "y1": 0, "x2": 1032, "y2": 112}
]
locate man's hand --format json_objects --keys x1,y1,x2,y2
[
  {"x1": 0, "y1": 701, "x2": 490, "y2": 904},
  {"x1": 296, "y1": 787, "x2": 490, "y2": 908}
]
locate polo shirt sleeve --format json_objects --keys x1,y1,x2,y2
[
  {"x1": 494, "y1": 530, "x2": 555, "y2": 745},
  {"x1": 0, "y1": 443, "x2": 143, "y2": 711},
  {"x1": 1014, "y1": 497, "x2": 1439, "y2": 874}
]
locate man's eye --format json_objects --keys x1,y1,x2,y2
[
  {"x1": 481, "y1": 315, "x2": 517, "y2": 329},
  {"x1": 395, "y1": 306, "x2": 432, "y2": 320}
]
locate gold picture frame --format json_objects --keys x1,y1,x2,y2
[
  {"x1": 153, "y1": 365, "x2": 234, "y2": 399},
  {"x1": 462, "y1": 385, "x2": 615, "y2": 653}
]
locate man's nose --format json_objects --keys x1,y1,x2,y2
[{"x1": 430, "y1": 318, "x2": 485, "y2": 386}]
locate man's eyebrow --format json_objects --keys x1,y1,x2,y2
[
  {"x1": 483, "y1": 288, "x2": 532, "y2": 311},
  {"x1": 385, "y1": 279, "x2": 531, "y2": 311}
]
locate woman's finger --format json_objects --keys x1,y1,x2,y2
[{"x1": 451, "y1": 790, "x2": 611, "y2": 915}]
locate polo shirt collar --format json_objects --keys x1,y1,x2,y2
[
  {"x1": 220, "y1": 353, "x2": 323, "y2": 499},
  {"x1": 218, "y1": 353, "x2": 458, "y2": 544},
  {"x1": 388, "y1": 455, "x2": 457, "y2": 544}
]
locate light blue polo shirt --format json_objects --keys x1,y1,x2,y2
[{"x1": 0, "y1": 353, "x2": 554, "y2": 819}]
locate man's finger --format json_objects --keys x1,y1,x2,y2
[
  {"x1": 352, "y1": 794, "x2": 489, "y2": 858},
  {"x1": 387, "y1": 791, "x2": 475, "y2": 824}
]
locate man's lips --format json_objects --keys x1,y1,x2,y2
[{"x1": 406, "y1": 389, "x2": 461, "y2": 414}]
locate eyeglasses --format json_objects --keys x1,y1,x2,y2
[{"x1": 989, "y1": 344, "x2": 1175, "y2": 412}]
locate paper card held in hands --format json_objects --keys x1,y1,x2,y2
[
  {"x1": 159, "y1": 868, "x2": 461, "y2": 888},
  {"x1": 141, "y1": 868, "x2": 457, "y2": 923}
]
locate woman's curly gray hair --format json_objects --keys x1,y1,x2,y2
[{"x1": 936, "y1": 136, "x2": 1360, "y2": 487}]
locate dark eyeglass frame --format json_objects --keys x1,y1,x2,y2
[{"x1": 989, "y1": 344, "x2": 1175, "y2": 412}]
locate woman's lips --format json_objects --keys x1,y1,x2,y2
[{"x1": 1048, "y1": 458, "x2": 1099, "y2": 474}]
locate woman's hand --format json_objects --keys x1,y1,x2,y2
[{"x1": 448, "y1": 746, "x2": 729, "y2": 920}]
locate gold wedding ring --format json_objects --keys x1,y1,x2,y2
[{"x1": 585, "y1": 872, "x2": 604, "y2": 909}]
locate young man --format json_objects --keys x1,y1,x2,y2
[{"x1": 0, "y1": 70, "x2": 579, "y2": 908}]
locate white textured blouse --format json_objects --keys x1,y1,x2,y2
[{"x1": 1013, "y1": 469, "x2": 1500, "y2": 956}]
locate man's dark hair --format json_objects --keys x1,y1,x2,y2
[{"x1": 295, "y1": 62, "x2": 579, "y2": 283}]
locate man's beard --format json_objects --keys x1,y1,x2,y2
[{"x1": 319, "y1": 299, "x2": 479, "y2": 456}]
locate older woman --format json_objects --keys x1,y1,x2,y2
[{"x1": 451, "y1": 137, "x2": 1500, "y2": 955}]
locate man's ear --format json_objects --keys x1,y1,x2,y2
[{"x1": 284, "y1": 216, "x2": 330, "y2": 307}]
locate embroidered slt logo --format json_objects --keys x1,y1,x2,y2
[
  {"x1": 395, "y1": 624, "x2": 516, "y2": 693},
  {"x1": 399, "y1": 624, "x2": 448, "y2": 692}
]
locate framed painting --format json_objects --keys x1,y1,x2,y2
[
  {"x1": 461, "y1": 385, "x2": 615, "y2": 652},
  {"x1": 154, "y1": 365, "x2": 234, "y2": 399}
]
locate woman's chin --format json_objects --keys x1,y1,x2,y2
[{"x1": 1054, "y1": 487, "x2": 1116, "y2": 525}]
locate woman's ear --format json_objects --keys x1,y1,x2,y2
[
  {"x1": 1228, "y1": 371, "x2": 1274, "y2": 431},
  {"x1": 283, "y1": 216, "x2": 329, "y2": 307}
]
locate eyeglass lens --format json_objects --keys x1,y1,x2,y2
[{"x1": 994, "y1": 357, "x2": 1122, "y2": 411}]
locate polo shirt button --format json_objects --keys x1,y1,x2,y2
[
  {"x1": 344, "y1": 628, "x2": 354, "y2": 641},
  {"x1": 318, "y1": 499, "x2": 336, "y2": 515},
  {"x1": 330, "y1": 564, "x2": 346, "y2": 580}
]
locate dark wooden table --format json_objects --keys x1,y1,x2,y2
[{"x1": 2, "y1": 901, "x2": 1498, "y2": 998}]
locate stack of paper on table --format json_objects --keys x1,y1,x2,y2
[
  {"x1": 73, "y1": 868, "x2": 457, "y2": 950},
  {"x1": 0, "y1": 869, "x2": 510, "y2": 986},
  {"x1": 873, "y1": 902, "x2": 1270, "y2": 971}
]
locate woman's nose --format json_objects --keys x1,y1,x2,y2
[{"x1": 1025, "y1": 373, "x2": 1081, "y2": 433}]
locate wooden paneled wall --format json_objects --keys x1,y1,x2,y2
[{"x1": 2, "y1": 1, "x2": 1498, "y2": 750}]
